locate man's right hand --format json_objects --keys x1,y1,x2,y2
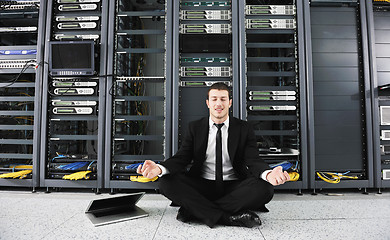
[{"x1": 136, "y1": 160, "x2": 162, "y2": 179}]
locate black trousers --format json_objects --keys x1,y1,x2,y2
[{"x1": 158, "y1": 173, "x2": 274, "y2": 227}]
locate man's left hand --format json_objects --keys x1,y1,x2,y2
[{"x1": 266, "y1": 166, "x2": 290, "y2": 186}]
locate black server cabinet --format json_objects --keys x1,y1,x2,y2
[
  {"x1": 40, "y1": 0, "x2": 108, "y2": 191},
  {"x1": 0, "y1": 1, "x2": 46, "y2": 189},
  {"x1": 367, "y1": 0, "x2": 390, "y2": 189},
  {"x1": 172, "y1": 0, "x2": 239, "y2": 154},
  {"x1": 305, "y1": 0, "x2": 374, "y2": 189},
  {"x1": 238, "y1": 0, "x2": 308, "y2": 190},
  {"x1": 104, "y1": 0, "x2": 172, "y2": 190}
]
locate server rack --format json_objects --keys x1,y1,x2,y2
[
  {"x1": 104, "y1": 0, "x2": 172, "y2": 190},
  {"x1": 172, "y1": 0, "x2": 239, "y2": 153},
  {"x1": 238, "y1": 0, "x2": 308, "y2": 191},
  {"x1": 40, "y1": 0, "x2": 108, "y2": 191},
  {"x1": 367, "y1": 0, "x2": 390, "y2": 190},
  {"x1": 305, "y1": 0, "x2": 374, "y2": 190},
  {"x1": 0, "y1": 0, "x2": 46, "y2": 189}
]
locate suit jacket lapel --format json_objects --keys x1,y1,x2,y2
[
  {"x1": 228, "y1": 117, "x2": 239, "y2": 163},
  {"x1": 198, "y1": 117, "x2": 209, "y2": 159}
]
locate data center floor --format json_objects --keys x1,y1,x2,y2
[{"x1": 1, "y1": 188, "x2": 390, "y2": 240}]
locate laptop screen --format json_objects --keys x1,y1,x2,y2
[{"x1": 86, "y1": 192, "x2": 144, "y2": 213}]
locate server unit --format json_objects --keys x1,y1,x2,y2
[
  {"x1": 239, "y1": 0, "x2": 308, "y2": 191},
  {"x1": 40, "y1": 0, "x2": 108, "y2": 191},
  {"x1": 0, "y1": 0, "x2": 45, "y2": 189},
  {"x1": 104, "y1": 0, "x2": 172, "y2": 190},
  {"x1": 305, "y1": 0, "x2": 374, "y2": 190}
]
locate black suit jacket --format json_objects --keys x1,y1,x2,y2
[{"x1": 161, "y1": 116, "x2": 270, "y2": 180}]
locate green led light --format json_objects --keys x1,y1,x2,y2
[
  {"x1": 186, "y1": 82, "x2": 204, "y2": 85},
  {"x1": 187, "y1": 68, "x2": 204, "y2": 71},
  {"x1": 186, "y1": 73, "x2": 205, "y2": 76},
  {"x1": 57, "y1": 109, "x2": 74, "y2": 113},
  {"x1": 251, "y1": 96, "x2": 270, "y2": 100}
]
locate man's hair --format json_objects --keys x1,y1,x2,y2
[{"x1": 207, "y1": 82, "x2": 231, "y2": 99}]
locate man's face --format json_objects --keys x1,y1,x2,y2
[{"x1": 206, "y1": 89, "x2": 232, "y2": 123}]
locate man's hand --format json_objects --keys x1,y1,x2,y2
[
  {"x1": 266, "y1": 166, "x2": 290, "y2": 186},
  {"x1": 136, "y1": 160, "x2": 162, "y2": 179}
]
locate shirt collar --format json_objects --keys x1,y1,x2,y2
[{"x1": 209, "y1": 116, "x2": 229, "y2": 129}]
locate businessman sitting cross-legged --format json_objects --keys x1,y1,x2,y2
[{"x1": 137, "y1": 82, "x2": 289, "y2": 228}]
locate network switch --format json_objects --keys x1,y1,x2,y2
[
  {"x1": 249, "y1": 90, "x2": 296, "y2": 96},
  {"x1": 249, "y1": 96, "x2": 296, "y2": 101},
  {"x1": 380, "y1": 106, "x2": 390, "y2": 125},
  {"x1": 0, "y1": 27, "x2": 37, "y2": 33},
  {"x1": 54, "y1": 34, "x2": 100, "y2": 40},
  {"x1": 179, "y1": 81, "x2": 232, "y2": 87},
  {"x1": 380, "y1": 145, "x2": 390, "y2": 155},
  {"x1": 58, "y1": 4, "x2": 97, "y2": 11},
  {"x1": 245, "y1": 5, "x2": 296, "y2": 15},
  {"x1": 246, "y1": 19, "x2": 296, "y2": 29},
  {"x1": 55, "y1": 16, "x2": 100, "y2": 22},
  {"x1": 180, "y1": 24, "x2": 231, "y2": 34},
  {"x1": 381, "y1": 130, "x2": 390, "y2": 140},
  {"x1": 53, "y1": 88, "x2": 94, "y2": 95},
  {"x1": 57, "y1": 22, "x2": 97, "y2": 29},
  {"x1": 51, "y1": 100, "x2": 97, "y2": 106},
  {"x1": 0, "y1": 1, "x2": 40, "y2": 10},
  {"x1": 383, "y1": 169, "x2": 390, "y2": 180},
  {"x1": 52, "y1": 107, "x2": 94, "y2": 114},
  {"x1": 52, "y1": 81, "x2": 97, "y2": 87},
  {"x1": 180, "y1": 10, "x2": 231, "y2": 20},
  {"x1": 180, "y1": 66, "x2": 231, "y2": 77},
  {"x1": 249, "y1": 105, "x2": 296, "y2": 111}
]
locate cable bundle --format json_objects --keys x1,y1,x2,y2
[
  {"x1": 62, "y1": 171, "x2": 91, "y2": 180},
  {"x1": 130, "y1": 176, "x2": 158, "y2": 183},
  {"x1": 125, "y1": 163, "x2": 143, "y2": 170},
  {"x1": 316, "y1": 171, "x2": 358, "y2": 184},
  {"x1": 0, "y1": 170, "x2": 32, "y2": 179},
  {"x1": 58, "y1": 162, "x2": 89, "y2": 170}
]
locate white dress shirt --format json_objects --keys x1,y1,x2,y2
[{"x1": 201, "y1": 117, "x2": 237, "y2": 180}]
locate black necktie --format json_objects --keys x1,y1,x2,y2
[{"x1": 214, "y1": 123, "x2": 224, "y2": 196}]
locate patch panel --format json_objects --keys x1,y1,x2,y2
[
  {"x1": 0, "y1": 59, "x2": 36, "y2": 69},
  {"x1": 180, "y1": 1, "x2": 231, "y2": 7},
  {"x1": 180, "y1": 57, "x2": 230, "y2": 63}
]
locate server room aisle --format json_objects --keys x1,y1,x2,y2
[{"x1": 0, "y1": 190, "x2": 389, "y2": 240}]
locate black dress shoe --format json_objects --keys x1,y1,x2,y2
[
  {"x1": 176, "y1": 207, "x2": 195, "y2": 223},
  {"x1": 226, "y1": 210, "x2": 261, "y2": 228}
]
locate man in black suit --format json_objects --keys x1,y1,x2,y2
[{"x1": 137, "y1": 83, "x2": 290, "y2": 228}]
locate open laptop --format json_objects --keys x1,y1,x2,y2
[{"x1": 85, "y1": 192, "x2": 148, "y2": 227}]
